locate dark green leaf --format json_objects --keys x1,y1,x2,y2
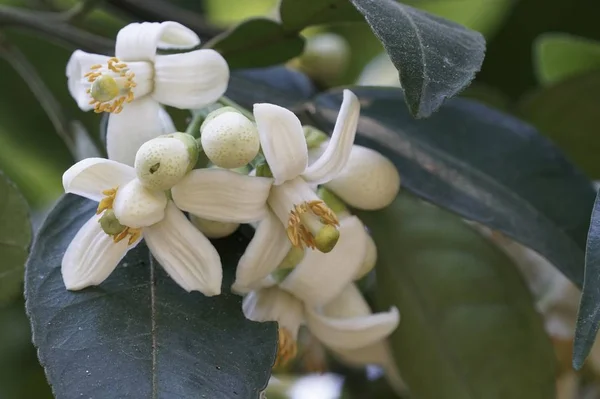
[
  {"x1": 300, "y1": 86, "x2": 595, "y2": 287},
  {"x1": 348, "y1": 0, "x2": 486, "y2": 118},
  {"x1": 279, "y1": 0, "x2": 362, "y2": 32},
  {"x1": 227, "y1": 66, "x2": 316, "y2": 110},
  {"x1": 534, "y1": 33, "x2": 600, "y2": 86},
  {"x1": 25, "y1": 195, "x2": 277, "y2": 398},
  {"x1": 519, "y1": 71, "x2": 600, "y2": 178},
  {"x1": 0, "y1": 172, "x2": 31, "y2": 304},
  {"x1": 574, "y1": 190, "x2": 600, "y2": 369},
  {"x1": 206, "y1": 18, "x2": 305, "y2": 69},
  {"x1": 358, "y1": 192, "x2": 556, "y2": 398}
]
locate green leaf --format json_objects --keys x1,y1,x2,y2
[
  {"x1": 348, "y1": 0, "x2": 486, "y2": 118},
  {"x1": 279, "y1": 0, "x2": 363, "y2": 31},
  {"x1": 206, "y1": 18, "x2": 305, "y2": 69},
  {"x1": 357, "y1": 192, "x2": 556, "y2": 398},
  {"x1": 0, "y1": 172, "x2": 31, "y2": 304},
  {"x1": 25, "y1": 195, "x2": 277, "y2": 398},
  {"x1": 518, "y1": 71, "x2": 600, "y2": 178},
  {"x1": 574, "y1": 190, "x2": 600, "y2": 369},
  {"x1": 301, "y1": 87, "x2": 595, "y2": 288},
  {"x1": 534, "y1": 33, "x2": 600, "y2": 86}
]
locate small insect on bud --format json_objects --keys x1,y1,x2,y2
[
  {"x1": 200, "y1": 110, "x2": 260, "y2": 169},
  {"x1": 326, "y1": 145, "x2": 400, "y2": 210},
  {"x1": 293, "y1": 33, "x2": 350, "y2": 84},
  {"x1": 189, "y1": 214, "x2": 240, "y2": 239},
  {"x1": 134, "y1": 133, "x2": 199, "y2": 191}
]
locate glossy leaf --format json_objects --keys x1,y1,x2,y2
[
  {"x1": 534, "y1": 33, "x2": 600, "y2": 86},
  {"x1": 206, "y1": 18, "x2": 305, "y2": 69},
  {"x1": 348, "y1": 0, "x2": 486, "y2": 118},
  {"x1": 574, "y1": 190, "x2": 600, "y2": 369},
  {"x1": 25, "y1": 195, "x2": 277, "y2": 398},
  {"x1": 300, "y1": 86, "x2": 595, "y2": 287},
  {"x1": 0, "y1": 172, "x2": 31, "y2": 304},
  {"x1": 519, "y1": 71, "x2": 600, "y2": 178},
  {"x1": 358, "y1": 192, "x2": 556, "y2": 398}
]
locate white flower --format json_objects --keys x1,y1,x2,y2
[
  {"x1": 61, "y1": 144, "x2": 271, "y2": 294},
  {"x1": 66, "y1": 21, "x2": 229, "y2": 165},
  {"x1": 310, "y1": 143, "x2": 400, "y2": 210},
  {"x1": 243, "y1": 282, "x2": 399, "y2": 373},
  {"x1": 231, "y1": 89, "x2": 360, "y2": 289}
]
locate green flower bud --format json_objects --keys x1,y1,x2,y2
[
  {"x1": 190, "y1": 215, "x2": 239, "y2": 239},
  {"x1": 294, "y1": 33, "x2": 350, "y2": 83},
  {"x1": 303, "y1": 126, "x2": 329, "y2": 149}
]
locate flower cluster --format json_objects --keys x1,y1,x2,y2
[{"x1": 62, "y1": 21, "x2": 402, "y2": 384}]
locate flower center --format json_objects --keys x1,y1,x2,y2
[
  {"x1": 84, "y1": 57, "x2": 136, "y2": 114},
  {"x1": 286, "y1": 200, "x2": 340, "y2": 253},
  {"x1": 96, "y1": 187, "x2": 141, "y2": 245},
  {"x1": 274, "y1": 327, "x2": 298, "y2": 369}
]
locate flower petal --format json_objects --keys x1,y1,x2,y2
[
  {"x1": 280, "y1": 216, "x2": 367, "y2": 307},
  {"x1": 254, "y1": 103, "x2": 307, "y2": 185},
  {"x1": 107, "y1": 97, "x2": 176, "y2": 166},
  {"x1": 113, "y1": 179, "x2": 168, "y2": 228},
  {"x1": 153, "y1": 49, "x2": 229, "y2": 109},
  {"x1": 232, "y1": 211, "x2": 291, "y2": 293},
  {"x1": 268, "y1": 177, "x2": 320, "y2": 226},
  {"x1": 306, "y1": 284, "x2": 400, "y2": 350},
  {"x1": 62, "y1": 214, "x2": 137, "y2": 290},
  {"x1": 302, "y1": 90, "x2": 359, "y2": 184},
  {"x1": 242, "y1": 286, "x2": 304, "y2": 336},
  {"x1": 144, "y1": 202, "x2": 222, "y2": 295},
  {"x1": 172, "y1": 169, "x2": 272, "y2": 223},
  {"x1": 63, "y1": 158, "x2": 135, "y2": 202},
  {"x1": 115, "y1": 21, "x2": 200, "y2": 62},
  {"x1": 66, "y1": 50, "x2": 110, "y2": 111}
]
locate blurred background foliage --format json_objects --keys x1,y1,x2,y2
[{"x1": 2, "y1": 0, "x2": 600, "y2": 397}]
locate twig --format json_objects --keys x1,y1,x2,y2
[
  {"x1": 0, "y1": 32, "x2": 78, "y2": 158},
  {"x1": 104, "y1": 0, "x2": 223, "y2": 39},
  {"x1": 0, "y1": 5, "x2": 113, "y2": 53},
  {"x1": 58, "y1": 0, "x2": 105, "y2": 23}
]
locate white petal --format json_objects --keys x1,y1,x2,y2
[
  {"x1": 268, "y1": 177, "x2": 319, "y2": 226},
  {"x1": 280, "y1": 216, "x2": 368, "y2": 307},
  {"x1": 302, "y1": 90, "x2": 359, "y2": 184},
  {"x1": 242, "y1": 286, "x2": 304, "y2": 336},
  {"x1": 171, "y1": 169, "x2": 272, "y2": 223},
  {"x1": 232, "y1": 211, "x2": 291, "y2": 292},
  {"x1": 115, "y1": 21, "x2": 200, "y2": 62},
  {"x1": 253, "y1": 103, "x2": 308, "y2": 185},
  {"x1": 153, "y1": 49, "x2": 229, "y2": 109},
  {"x1": 107, "y1": 97, "x2": 175, "y2": 166},
  {"x1": 63, "y1": 158, "x2": 135, "y2": 202},
  {"x1": 113, "y1": 179, "x2": 168, "y2": 228},
  {"x1": 144, "y1": 202, "x2": 222, "y2": 295},
  {"x1": 306, "y1": 284, "x2": 400, "y2": 350},
  {"x1": 62, "y1": 214, "x2": 138, "y2": 290},
  {"x1": 66, "y1": 50, "x2": 110, "y2": 111}
]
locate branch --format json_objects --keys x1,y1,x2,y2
[
  {"x1": 0, "y1": 5, "x2": 113, "y2": 53},
  {"x1": 104, "y1": 0, "x2": 223, "y2": 40},
  {"x1": 0, "y1": 32, "x2": 78, "y2": 158}
]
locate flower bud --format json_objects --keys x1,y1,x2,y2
[
  {"x1": 293, "y1": 33, "x2": 350, "y2": 84},
  {"x1": 189, "y1": 214, "x2": 239, "y2": 239},
  {"x1": 303, "y1": 126, "x2": 329, "y2": 149},
  {"x1": 326, "y1": 145, "x2": 400, "y2": 210},
  {"x1": 134, "y1": 133, "x2": 199, "y2": 191},
  {"x1": 199, "y1": 106, "x2": 241, "y2": 132},
  {"x1": 200, "y1": 111, "x2": 260, "y2": 169}
]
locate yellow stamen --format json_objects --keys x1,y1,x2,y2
[
  {"x1": 96, "y1": 188, "x2": 118, "y2": 215},
  {"x1": 274, "y1": 327, "x2": 297, "y2": 369},
  {"x1": 85, "y1": 57, "x2": 136, "y2": 114},
  {"x1": 286, "y1": 200, "x2": 340, "y2": 253},
  {"x1": 113, "y1": 226, "x2": 142, "y2": 245}
]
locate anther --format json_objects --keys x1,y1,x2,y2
[{"x1": 274, "y1": 327, "x2": 297, "y2": 369}]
